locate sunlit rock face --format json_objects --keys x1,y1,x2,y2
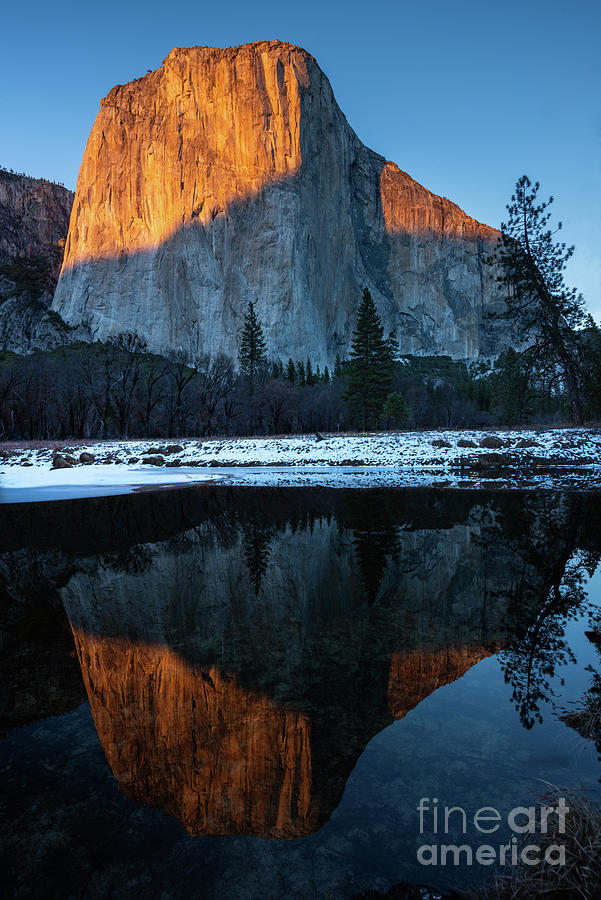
[
  {"x1": 0, "y1": 171, "x2": 72, "y2": 261},
  {"x1": 387, "y1": 646, "x2": 495, "y2": 719},
  {"x1": 0, "y1": 170, "x2": 74, "y2": 352},
  {"x1": 71, "y1": 635, "x2": 316, "y2": 837},
  {"x1": 53, "y1": 41, "x2": 511, "y2": 363}
]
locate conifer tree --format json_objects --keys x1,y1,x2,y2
[
  {"x1": 343, "y1": 287, "x2": 397, "y2": 429},
  {"x1": 238, "y1": 300, "x2": 267, "y2": 394},
  {"x1": 492, "y1": 347, "x2": 536, "y2": 424},
  {"x1": 286, "y1": 358, "x2": 296, "y2": 383},
  {"x1": 491, "y1": 176, "x2": 586, "y2": 424},
  {"x1": 323, "y1": 366, "x2": 330, "y2": 384},
  {"x1": 382, "y1": 391, "x2": 409, "y2": 429},
  {"x1": 579, "y1": 316, "x2": 601, "y2": 418},
  {"x1": 334, "y1": 354, "x2": 342, "y2": 378},
  {"x1": 297, "y1": 360, "x2": 306, "y2": 386},
  {"x1": 305, "y1": 358, "x2": 314, "y2": 386}
]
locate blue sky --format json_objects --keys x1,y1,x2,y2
[{"x1": 2, "y1": 0, "x2": 599, "y2": 316}]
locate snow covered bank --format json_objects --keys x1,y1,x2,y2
[
  {"x1": 0, "y1": 464, "x2": 217, "y2": 503},
  {"x1": 1, "y1": 428, "x2": 600, "y2": 501}
]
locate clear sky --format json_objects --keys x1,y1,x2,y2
[{"x1": 2, "y1": 0, "x2": 599, "y2": 316}]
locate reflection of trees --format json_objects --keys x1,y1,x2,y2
[
  {"x1": 495, "y1": 494, "x2": 600, "y2": 728},
  {"x1": 347, "y1": 496, "x2": 402, "y2": 604},
  {"x1": 352, "y1": 524, "x2": 401, "y2": 604},
  {"x1": 501, "y1": 550, "x2": 594, "y2": 727},
  {"x1": 242, "y1": 519, "x2": 273, "y2": 596}
]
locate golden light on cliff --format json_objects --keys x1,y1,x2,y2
[{"x1": 71, "y1": 629, "x2": 318, "y2": 838}]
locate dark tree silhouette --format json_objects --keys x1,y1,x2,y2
[
  {"x1": 343, "y1": 287, "x2": 397, "y2": 429},
  {"x1": 242, "y1": 519, "x2": 272, "y2": 596},
  {"x1": 238, "y1": 300, "x2": 267, "y2": 394},
  {"x1": 491, "y1": 176, "x2": 586, "y2": 424},
  {"x1": 494, "y1": 497, "x2": 598, "y2": 728}
]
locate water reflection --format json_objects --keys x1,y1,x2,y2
[
  {"x1": 486, "y1": 494, "x2": 601, "y2": 728},
  {"x1": 561, "y1": 600, "x2": 601, "y2": 771},
  {"x1": 1, "y1": 487, "x2": 600, "y2": 846}
]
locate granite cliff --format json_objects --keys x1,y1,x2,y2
[
  {"x1": 52, "y1": 41, "x2": 512, "y2": 364},
  {"x1": 0, "y1": 170, "x2": 75, "y2": 353}
]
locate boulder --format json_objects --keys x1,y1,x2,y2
[
  {"x1": 52, "y1": 454, "x2": 73, "y2": 469},
  {"x1": 479, "y1": 436, "x2": 505, "y2": 450}
]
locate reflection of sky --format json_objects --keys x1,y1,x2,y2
[
  {"x1": 1, "y1": 0, "x2": 599, "y2": 317},
  {"x1": 3, "y1": 574, "x2": 600, "y2": 897},
  {"x1": 339, "y1": 591, "x2": 601, "y2": 893}
]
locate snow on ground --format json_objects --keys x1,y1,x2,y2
[
  {"x1": 0, "y1": 464, "x2": 216, "y2": 503},
  {"x1": 0, "y1": 428, "x2": 600, "y2": 502}
]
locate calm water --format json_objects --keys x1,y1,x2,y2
[{"x1": 1, "y1": 487, "x2": 601, "y2": 898}]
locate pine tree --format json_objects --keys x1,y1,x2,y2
[
  {"x1": 382, "y1": 391, "x2": 409, "y2": 429},
  {"x1": 342, "y1": 287, "x2": 396, "y2": 429},
  {"x1": 490, "y1": 176, "x2": 586, "y2": 424},
  {"x1": 334, "y1": 353, "x2": 342, "y2": 378},
  {"x1": 347, "y1": 494, "x2": 401, "y2": 605},
  {"x1": 323, "y1": 366, "x2": 331, "y2": 384},
  {"x1": 297, "y1": 360, "x2": 306, "y2": 386},
  {"x1": 286, "y1": 358, "x2": 296, "y2": 383},
  {"x1": 579, "y1": 317, "x2": 601, "y2": 418},
  {"x1": 305, "y1": 357, "x2": 314, "y2": 386},
  {"x1": 238, "y1": 301, "x2": 267, "y2": 393},
  {"x1": 492, "y1": 347, "x2": 536, "y2": 424}
]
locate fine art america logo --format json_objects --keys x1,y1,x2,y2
[{"x1": 417, "y1": 797, "x2": 569, "y2": 867}]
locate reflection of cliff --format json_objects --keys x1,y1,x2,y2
[
  {"x1": 72, "y1": 634, "x2": 316, "y2": 837},
  {"x1": 0, "y1": 551, "x2": 86, "y2": 736},
  {"x1": 3, "y1": 487, "x2": 599, "y2": 838},
  {"x1": 388, "y1": 645, "x2": 496, "y2": 719},
  {"x1": 70, "y1": 626, "x2": 496, "y2": 838},
  {"x1": 57, "y1": 501, "x2": 532, "y2": 838}
]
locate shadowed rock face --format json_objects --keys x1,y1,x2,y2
[
  {"x1": 0, "y1": 170, "x2": 74, "y2": 352},
  {"x1": 52, "y1": 41, "x2": 512, "y2": 363}
]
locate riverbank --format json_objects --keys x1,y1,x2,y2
[{"x1": 1, "y1": 428, "x2": 600, "y2": 500}]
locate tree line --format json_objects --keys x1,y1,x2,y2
[
  {"x1": 0, "y1": 175, "x2": 599, "y2": 440},
  {"x1": 2, "y1": 314, "x2": 599, "y2": 441}
]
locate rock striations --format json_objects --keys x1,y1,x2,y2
[
  {"x1": 0, "y1": 170, "x2": 74, "y2": 352},
  {"x1": 52, "y1": 41, "x2": 511, "y2": 364}
]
